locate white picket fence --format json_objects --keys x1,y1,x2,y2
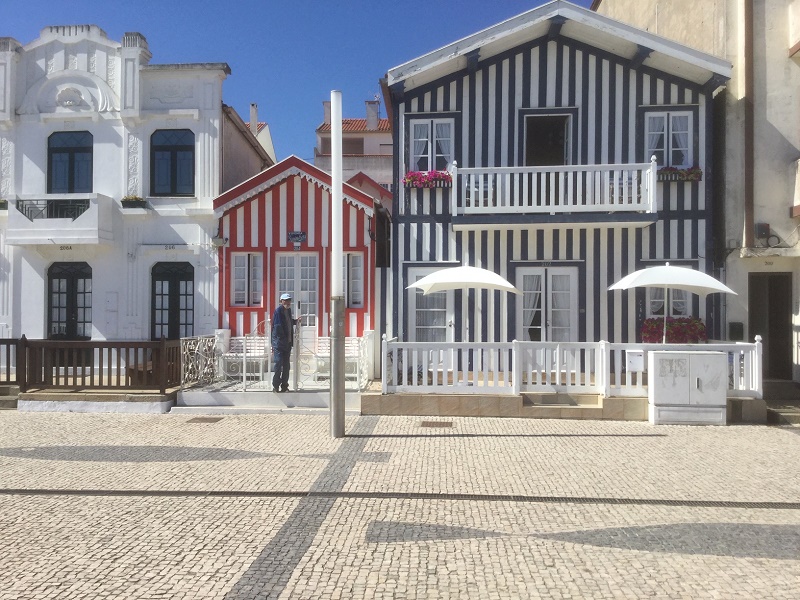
[{"x1": 381, "y1": 337, "x2": 763, "y2": 398}]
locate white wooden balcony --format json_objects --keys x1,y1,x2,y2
[{"x1": 450, "y1": 157, "x2": 657, "y2": 218}]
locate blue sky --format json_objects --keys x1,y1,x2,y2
[{"x1": 5, "y1": 0, "x2": 594, "y2": 161}]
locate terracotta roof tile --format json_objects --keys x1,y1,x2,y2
[{"x1": 317, "y1": 118, "x2": 391, "y2": 133}]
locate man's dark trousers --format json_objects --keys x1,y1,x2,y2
[{"x1": 272, "y1": 349, "x2": 290, "y2": 391}]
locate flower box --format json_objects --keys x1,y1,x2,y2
[
  {"x1": 641, "y1": 316, "x2": 707, "y2": 344},
  {"x1": 403, "y1": 170, "x2": 452, "y2": 188},
  {"x1": 121, "y1": 196, "x2": 147, "y2": 209},
  {"x1": 657, "y1": 167, "x2": 703, "y2": 182}
]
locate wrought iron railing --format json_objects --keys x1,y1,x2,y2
[
  {"x1": 16, "y1": 198, "x2": 91, "y2": 221},
  {"x1": 180, "y1": 330, "x2": 374, "y2": 392}
]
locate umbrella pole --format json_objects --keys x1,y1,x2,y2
[{"x1": 662, "y1": 286, "x2": 668, "y2": 344}]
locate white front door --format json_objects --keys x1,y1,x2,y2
[
  {"x1": 277, "y1": 253, "x2": 318, "y2": 319},
  {"x1": 517, "y1": 267, "x2": 578, "y2": 342},
  {"x1": 407, "y1": 267, "x2": 454, "y2": 343}
]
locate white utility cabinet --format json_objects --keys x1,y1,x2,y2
[{"x1": 647, "y1": 351, "x2": 727, "y2": 425}]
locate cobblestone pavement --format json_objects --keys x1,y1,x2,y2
[{"x1": 0, "y1": 413, "x2": 798, "y2": 599}]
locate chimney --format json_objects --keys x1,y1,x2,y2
[
  {"x1": 323, "y1": 100, "x2": 331, "y2": 125},
  {"x1": 366, "y1": 100, "x2": 379, "y2": 130},
  {"x1": 250, "y1": 103, "x2": 258, "y2": 135}
]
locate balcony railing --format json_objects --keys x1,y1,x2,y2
[
  {"x1": 17, "y1": 198, "x2": 90, "y2": 221},
  {"x1": 451, "y1": 157, "x2": 657, "y2": 216},
  {"x1": 6, "y1": 193, "x2": 115, "y2": 246}
]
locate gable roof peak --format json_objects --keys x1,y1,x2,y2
[{"x1": 387, "y1": 0, "x2": 730, "y2": 89}]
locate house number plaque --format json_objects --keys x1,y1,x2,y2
[{"x1": 289, "y1": 231, "x2": 307, "y2": 250}]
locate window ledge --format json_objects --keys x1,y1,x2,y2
[{"x1": 140, "y1": 108, "x2": 200, "y2": 120}]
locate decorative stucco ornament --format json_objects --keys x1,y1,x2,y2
[{"x1": 17, "y1": 70, "x2": 120, "y2": 115}]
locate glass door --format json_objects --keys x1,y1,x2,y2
[
  {"x1": 48, "y1": 262, "x2": 92, "y2": 341},
  {"x1": 276, "y1": 253, "x2": 318, "y2": 324},
  {"x1": 517, "y1": 266, "x2": 577, "y2": 342},
  {"x1": 151, "y1": 262, "x2": 194, "y2": 340}
]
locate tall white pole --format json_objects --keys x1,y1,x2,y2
[{"x1": 330, "y1": 90, "x2": 346, "y2": 438}]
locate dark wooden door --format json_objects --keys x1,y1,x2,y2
[{"x1": 749, "y1": 272, "x2": 792, "y2": 379}]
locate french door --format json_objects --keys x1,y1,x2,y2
[
  {"x1": 151, "y1": 262, "x2": 194, "y2": 340},
  {"x1": 48, "y1": 262, "x2": 92, "y2": 340},
  {"x1": 517, "y1": 267, "x2": 577, "y2": 342},
  {"x1": 276, "y1": 253, "x2": 318, "y2": 322},
  {"x1": 274, "y1": 253, "x2": 319, "y2": 389},
  {"x1": 407, "y1": 267, "x2": 454, "y2": 343}
]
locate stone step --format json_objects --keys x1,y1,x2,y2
[
  {"x1": 0, "y1": 397, "x2": 18, "y2": 410},
  {"x1": 0, "y1": 384, "x2": 20, "y2": 396},
  {"x1": 767, "y1": 407, "x2": 800, "y2": 426},
  {"x1": 521, "y1": 392, "x2": 601, "y2": 407}
]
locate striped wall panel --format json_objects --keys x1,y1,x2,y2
[
  {"x1": 220, "y1": 175, "x2": 374, "y2": 337},
  {"x1": 389, "y1": 35, "x2": 718, "y2": 344}
]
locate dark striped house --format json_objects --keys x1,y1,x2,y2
[{"x1": 382, "y1": 1, "x2": 732, "y2": 347}]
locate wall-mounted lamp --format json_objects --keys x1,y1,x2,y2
[{"x1": 211, "y1": 236, "x2": 228, "y2": 247}]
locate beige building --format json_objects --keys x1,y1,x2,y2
[
  {"x1": 593, "y1": 0, "x2": 800, "y2": 382},
  {"x1": 314, "y1": 99, "x2": 392, "y2": 190}
]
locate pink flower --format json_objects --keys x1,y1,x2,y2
[{"x1": 403, "y1": 170, "x2": 452, "y2": 188}]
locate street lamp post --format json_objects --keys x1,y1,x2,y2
[{"x1": 330, "y1": 90, "x2": 345, "y2": 438}]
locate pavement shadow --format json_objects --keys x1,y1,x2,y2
[
  {"x1": 0, "y1": 446, "x2": 274, "y2": 462},
  {"x1": 347, "y1": 433, "x2": 667, "y2": 439},
  {"x1": 536, "y1": 522, "x2": 800, "y2": 559},
  {"x1": 365, "y1": 520, "x2": 501, "y2": 543},
  {"x1": 224, "y1": 416, "x2": 382, "y2": 600}
]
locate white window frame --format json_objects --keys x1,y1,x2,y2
[
  {"x1": 647, "y1": 288, "x2": 690, "y2": 318},
  {"x1": 407, "y1": 266, "x2": 454, "y2": 343},
  {"x1": 231, "y1": 253, "x2": 263, "y2": 307},
  {"x1": 408, "y1": 117, "x2": 454, "y2": 172},
  {"x1": 342, "y1": 252, "x2": 364, "y2": 308},
  {"x1": 645, "y1": 110, "x2": 693, "y2": 168}
]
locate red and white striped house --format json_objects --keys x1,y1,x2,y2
[{"x1": 213, "y1": 155, "x2": 377, "y2": 338}]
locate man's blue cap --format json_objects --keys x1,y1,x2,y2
[{"x1": 280, "y1": 293, "x2": 292, "y2": 300}]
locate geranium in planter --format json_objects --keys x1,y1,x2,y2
[
  {"x1": 685, "y1": 166, "x2": 703, "y2": 181},
  {"x1": 641, "y1": 316, "x2": 707, "y2": 344},
  {"x1": 657, "y1": 166, "x2": 703, "y2": 182},
  {"x1": 403, "y1": 170, "x2": 452, "y2": 188}
]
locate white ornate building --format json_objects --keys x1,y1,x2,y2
[{"x1": 0, "y1": 25, "x2": 271, "y2": 341}]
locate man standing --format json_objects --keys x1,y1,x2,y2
[{"x1": 271, "y1": 293, "x2": 299, "y2": 393}]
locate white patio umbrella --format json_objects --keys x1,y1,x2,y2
[
  {"x1": 608, "y1": 262, "x2": 737, "y2": 343},
  {"x1": 406, "y1": 265, "x2": 521, "y2": 295}
]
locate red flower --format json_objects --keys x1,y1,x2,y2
[{"x1": 641, "y1": 316, "x2": 707, "y2": 343}]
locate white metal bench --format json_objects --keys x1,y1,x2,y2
[
  {"x1": 313, "y1": 337, "x2": 361, "y2": 383},
  {"x1": 222, "y1": 335, "x2": 270, "y2": 381}
]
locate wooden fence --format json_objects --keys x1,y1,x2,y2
[{"x1": 0, "y1": 336, "x2": 181, "y2": 393}]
